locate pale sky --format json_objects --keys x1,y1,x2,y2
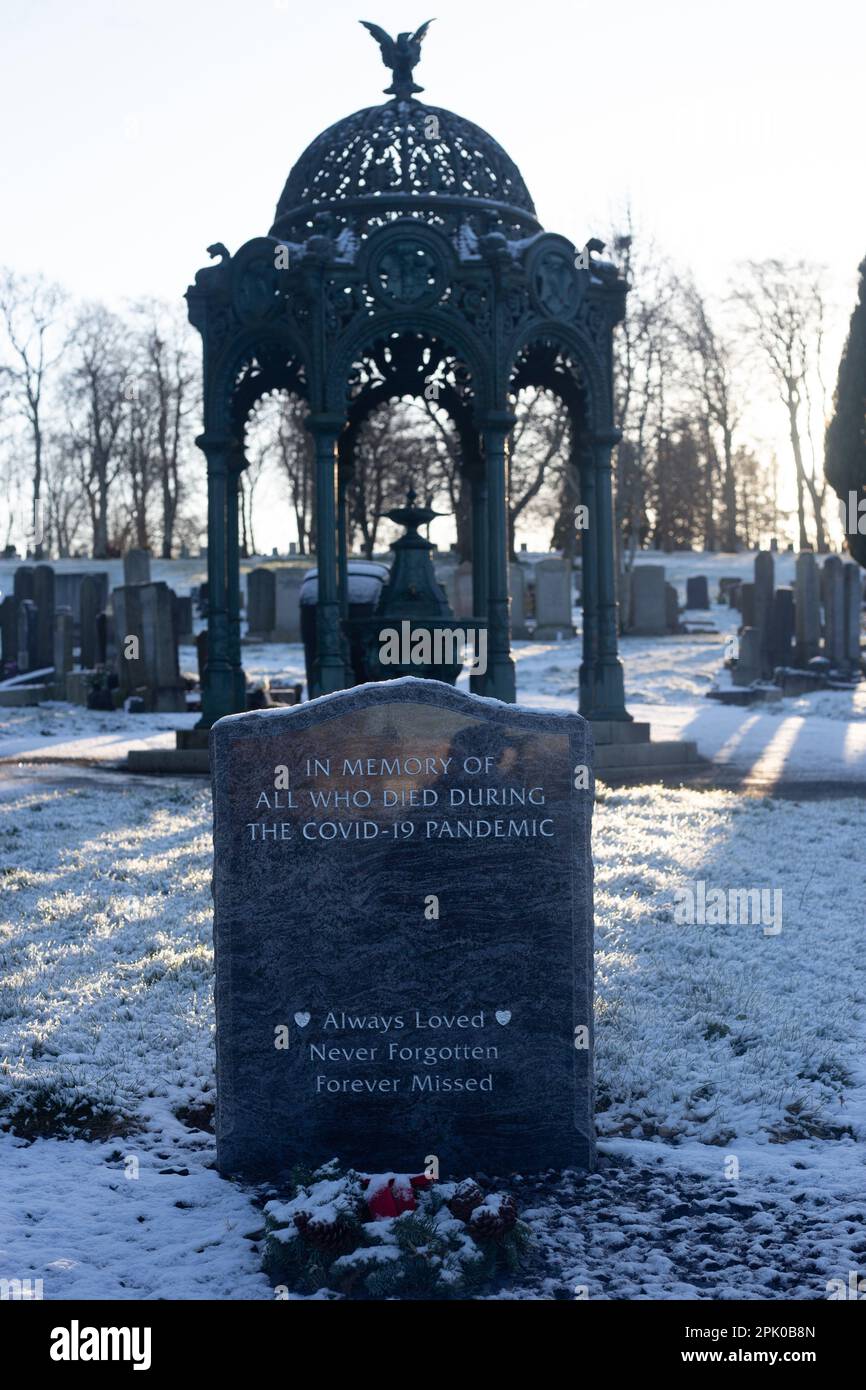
[{"x1": 2, "y1": 0, "x2": 863, "y2": 550}]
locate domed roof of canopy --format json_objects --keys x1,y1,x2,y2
[{"x1": 270, "y1": 20, "x2": 539, "y2": 242}]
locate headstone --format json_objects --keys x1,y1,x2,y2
[
  {"x1": 754, "y1": 551, "x2": 774, "y2": 677},
  {"x1": 732, "y1": 627, "x2": 760, "y2": 686},
  {"x1": 13, "y1": 566, "x2": 35, "y2": 605},
  {"x1": 534, "y1": 558, "x2": 573, "y2": 638},
  {"x1": 138, "y1": 581, "x2": 186, "y2": 712},
  {"x1": 53, "y1": 608, "x2": 74, "y2": 693},
  {"x1": 717, "y1": 577, "x2": 740, "y2": 605},
  {"x1": 210, "y1": 680, "x2": 595, "y2": 1178},
  {"x1": 664, "y1": 582, "x2": 680, "y2": 633},
  {"x1": 628, "y1": 565, "x2": 666, "y2": 635},
  {"x1": 33, "y1": 563, "x2": 55, "y2": 669},
  {"x1": 509, "y1": 563, "x2": 528, "y2": 639},
  {"x1": 96, "y1": 610, "x2": 111, "y2": 667},
  {"x1": 123, "y1": 549, "x2": 152, "y2": 587},
  {"x1": 448, "y1": 561, "x2": 474, "y2": 620},
  {"x1": 727, "y1": 582, "x2": 742, "y2": 611},
  {"x1": 767, "y1": 587, "x2": 795, "y2": 672},
  {"x1": 686, "y1": 575, "x2": 710, "y2": 610},
  {"x1": 113, "y1": 586, "x2": 148, "y2": 697},
  {"x1": 80, "y1": 575, "x2": 101, "y2": 668},
  {"x1": 17, "y1": 599, "x2": 38, "y2": 672},
  {"x1": 739, "y1": 581, "x2": 756, "y2": 628},
  {"x1": 173, "y1": 593, "x2": 195, "y2": 643},
  {"x1": 843, "y1": 563, "x2": 862, "y2": 668},
  {"x1": 273, "y1": 569, "x2": 303, "y2": 642},
  {"x1": 821, "y1": 555, "x2": 845, "y2": 667},
  {"x1": 247, "y1": 568, "x2": 276, "y2": 636},
  {"x1": 0, "y1": 596, "x2": 17, "y2": 666},
  {"x1": 54, "y1": 571, "x2": 109, "y2": 635},
  {"x1": 794, "y1": 552, "x2": 820, "y2": 665}
]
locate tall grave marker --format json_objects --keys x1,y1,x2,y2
[{"x1": 211, "y1": 680, "x2": 595, "y2": 1178}]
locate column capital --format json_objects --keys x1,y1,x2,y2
[{"x1": 305, "y1": 412, "x2": 346, "y2": 438}]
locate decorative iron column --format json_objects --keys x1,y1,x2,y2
[
  {"x1": 227, "y1": 451, "x2": 246, "y2": 712},
  {"x1": 470, "y1": 463, "x2": 489, "y2": 696},
  {"x1": 307, "y1": 413, "x2": 349, "y2": 695},
  {"x1": 481, "y1": 412, "x2": 516, "y2": 702},
  {"x1": 337, "y1": 464, "x2": 349, "y2": 618},
  {"x1": 197, "y1": 432, "x2": 239, "y2": 727},
  {"x1": 588, "y1": 427, "x2": 629, "y2": 720},
  {"x1": 578, "y1": 439, "x2": 599, "y2": 719}
]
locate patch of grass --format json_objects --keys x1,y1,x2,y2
[{"x1": 0, "y1": 1074, "x2": 135, "y2": 1142}]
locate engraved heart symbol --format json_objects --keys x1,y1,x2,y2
[
  {"x1": 294, "y1": 1011, "x2": 311, "y2": 1028},
  {"x1": 495, "y1": 1010, "x2": 511, "y2": 1026}
]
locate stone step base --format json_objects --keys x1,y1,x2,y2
[
  {"x1": 590, "y1": 720, "x2": 650, "y2": 745},
  {"x1": 594, "y1": 739, "x2": 701, "y2": 771},
  {"x1": 128, "y1": 748, "x2": 210, "y2": 775},
  {"x1": 0, "y1": 684, "x2": 50, "y2": 707}
]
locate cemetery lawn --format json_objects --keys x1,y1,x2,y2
[{"x1": 1, "y1": 766, "x2": 864, "y2": 1299}]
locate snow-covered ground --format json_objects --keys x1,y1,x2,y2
[
  {"x1": 0, "y1": 767, "x2": 864, "y2": 1299},
  {"x1": 1, "y1": 550, "x2": 864, "y2": 1299}
]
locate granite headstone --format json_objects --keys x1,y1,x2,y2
[{"x1": 210, "y1": 679, "x2": 594, "y2": 1178}]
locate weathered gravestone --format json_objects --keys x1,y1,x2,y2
[
  {"x1": 80, "y1": 575, "x2": 102, "y2": 669},
  {"x1": 123, "y1": 548, "x2": 151, "y2": 587},
  {"x1": 767, "y1": 588, "x2": 795, "y2": 671},
  {"x1": 33, "y1": 563, "x2": 55, "y2": 669},
  {"x1": 246, "y1": 568, "x2": 276, "y2": 637},
  {"x1": 822, "y1": 555, "x2": 845, "y2": 667},
  {"x1": 0, "y1": 596, "x2": 16, "y2": 666},
  {"x1": 686, "y1": 575, "x2": 710, "y2": 610},
  {"x1": 794, "y1": 552, "x2": 820, "y2": 665},
  {"x1": 843, "y1": 563, "x2": 862, "y2": 669},
  {"x1": 534, "y1": 558, "x2": 574, "y2": 638},
  {"x1": 17, "y1": 599, "x2": 38, "y2": 671},
  {"x1": 273, "y1": 569, "x2": 303, "y2": 642},
  {"x1": 754, "y1": 550, "x2": 774, "y2": 677},
  {"x1": 628, "y1": 565, "x2": 666, "y2": 635},
  {"x1": 53, "y1": 608, "x2": 74, "y2": 694},
  {"x1": 664, "y1": 582, "x2": 680, "y2": 633},
  {"x1": 509, "y1": 563, "x2": 529, "y2": 639},
  {"x1": 210, "y1": 679, "x2": 595, "y2": 1178}
]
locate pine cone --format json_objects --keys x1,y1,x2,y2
[
  {"x1": 294, "y1": 1209, "x2": 355, "y2": 1251},
  {"x1": 469, "y1": 1192, "x2": 518, "y2": 1240},
  {"x1": 448, "y1": 1179, "x2": 485, "y2": 1223}
]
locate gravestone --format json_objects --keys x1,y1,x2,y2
[
  {"x1": 17, "y1": 599, "x2": 38, "y2": 671},
  {"x1": 173, "y1": 593, "x2": 195, "y2": 643},
  {"x1": 718, "y1": 577, "x2": 740, "y2": 605},
  {"x1": 96, "y1": 610, "x2": 111, "y2": 667},
  {"x1": 210, "y1": 679, "x2": 595, "y2": 1178},
  {"x1": 732, "y1": 627, "x2": 760, "y2": 686},
  {"x1": 628, "y1": 565, "x2": 666, "y2": 635},
  {"x1": 53, "y1": 608, "x2": 74, "y2": 693},
  {"x1": 113, "y1": 586, "x2": 148, "y2": 696},
  {"x1": 247, "y1": 568, "x2": 276, "y2": 637},
  {"x1": 664, "y1": 582, "x2": 680, "y2": 633},
  {"x1": 0, "y1": 596, "x2": 16, "y2": 666},
  {"x1": 273, "y1": 569, "x2": 303, "y2": 642},
  {"x1": 686, "y1": 575, "x2": 710, "y2": 610},
  {"x1": 509, "y1": 563, "x2": 528, "y2": 639},
  {"x1": 794, "y1": 552, "x2": 820, "y2": 665},
  {"x1": 739, "y1": 581, "x2": 756, "y2": 628},
  {"x1": 534, "y1": 558, "x2": 573, "y2": 638},
  {"x1": 754, "y1": 551, "x2": 774, "y2": 677},
  {"x1": 843, "y1": 563, "x2": 862, "y2": 668},
  {"x1": 448, "y1": 561, "x2": 474, "y2": 620},
  {"x1": 138, "y1": 581, "x2": 186, "y2": 712},
  {"x1": 767, "y1": 588, "x2": 795, "y2": 672},
  {"x1": 123, "y1": 548, "x2": 151, "y2": 587},
  {"x1": 54, "y1": 571, "x2": 109, "y2": 635},
  {"x1": 80, "y1": 575, "x2": 102, "y2": 669},
  {"x1": 33, "y1": 563, "x2": 55, "y2": 669},
  {"x1": 821, "y1": 556, "x2": 846, "y2": 667},
  {"x1": 13, "y1": 566, "x2": 35, "y2": 605}
]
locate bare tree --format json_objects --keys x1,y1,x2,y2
[
  {"x1": 732, "y1": 259, "x2": 829, "y2": 550},
  {"x1": 0, "y1": 269, "x2": 67, "y2": 556},
  {"x1": 64, "y1": 303, "x2": 130, "y2": 558},
  {"x1": 678, "y1": 280, "x2": 740, "y2": 551},
  {"x1": 129, "y1": 301, "x2": 198, "y2": 557}
]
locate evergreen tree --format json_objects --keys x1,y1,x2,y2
[{"x1": 825, "y1": 256, "x2": 866, "y2": 567}]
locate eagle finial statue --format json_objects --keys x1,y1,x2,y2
[{"x1": 360, "y1": 19, "x2": 435, "y2": 100}]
